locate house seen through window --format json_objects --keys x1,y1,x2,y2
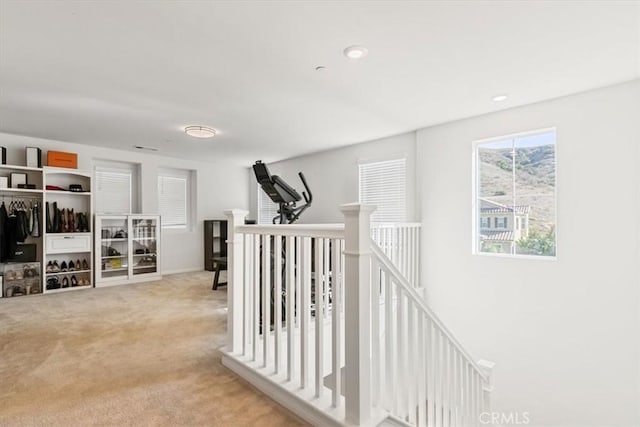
[{"x1": 474, "y1": 129, "x2": 556, "y2": 257}]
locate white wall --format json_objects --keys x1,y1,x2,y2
[
  {"x1": 417, "y1": 80, "x2": 640, "y2": 426},
  {"x1": 0, "y1": 132, "x2": 250, "y2": 274},
  {"x1": 252, "y1": 132, "x2": 418, "y2": 223}
]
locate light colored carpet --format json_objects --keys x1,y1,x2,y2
[{"x1": 0, "y1": 271, "x2": 307, "y2": 426}]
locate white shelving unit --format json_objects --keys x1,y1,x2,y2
[
  {"x1": 0, "y1": 165, "x2": 45, "y2": 298},
  {"x1": 43, "y1": 167, "x2": 93, "y2": 293},
  {"x1": 95, "y1": 214, "x2": 161, "y2": 287}
]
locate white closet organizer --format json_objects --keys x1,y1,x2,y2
[
  {"x1": 0, "y1": 165, "x2": 45, "y2": 298},
  {"x1": 43, "y1": 167, "x2": 93, "y2": 293},
  {"x1": 94, "y1": 214, "x2": 161, "y2": 287}
]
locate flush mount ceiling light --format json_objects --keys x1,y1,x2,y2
[
  {"x1": 492, "y1": 94, "x2": 508, "y2": 102},
  {"x1": 185, "y1": 125, "x2": 216, "y2": 138},
  {"x1": 343, "y1": 45, "x2": 368, "y2": 60}
]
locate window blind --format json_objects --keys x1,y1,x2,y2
[
  {"x1": 158, "y1": 174, "x2": 188, "y2": 227},
  {"x1": 95, "y1": 168, "x2": 132, "y2": 214},
  {"x1": 359, "y1": 158, "x2": 406, "y2": 223},
  {"x1": 257, "y1": 183, "x2": 280, "y2": 224}
]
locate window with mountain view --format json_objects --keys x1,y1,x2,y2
[{"x1": 474, "y1": 129, "x2": 556, "y2": 257}]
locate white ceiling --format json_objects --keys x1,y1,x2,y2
[{"x1": 1, "y1": 1, "x2": 638, "y2": 165}]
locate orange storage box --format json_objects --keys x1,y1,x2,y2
[{"x1": 47, "y1": 151, "x2": 77, "y2": 169}]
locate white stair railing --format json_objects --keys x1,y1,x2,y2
[
  {"x1": 369, "y1": 242, "x2": 493, "y2": 426},
  {"x1": 222, "y1": 205, "x2": 492, "y2": 427},
  {"x1": 224, "y1": 213, "x2": 349, "y2": 414}
]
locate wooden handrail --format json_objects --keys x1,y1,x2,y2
[{"x1": 235, "y1": 223, "x2": 345, "y2": 239}]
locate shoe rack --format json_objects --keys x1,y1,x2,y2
[
  {"x1": 42, "y1": 167, "x2": 93, "y2": 293},
  {"x1": 94, "y1": 214, "x2": 161, "y2": 287}
]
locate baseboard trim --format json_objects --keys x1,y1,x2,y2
[{"x1": 161, "y1": 267, "x2": 203, "y2": 276}]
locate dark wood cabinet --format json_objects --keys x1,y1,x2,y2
[{"x1": 204, "y1": 220, "x2": 227, "y2": 271}]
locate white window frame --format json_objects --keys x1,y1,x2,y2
[
  {"x1": 93, "y1": 159, "x2": 140, "y2": 214},
  {"x1": 358, "y1": 157, "x2": 407, "y2": 224},
  {"x1": 472, "y1": 127, "x2": 557, "y2": 260},
  {"x1": 158, "y1": 167, "x2": 195, "y2": 231}
]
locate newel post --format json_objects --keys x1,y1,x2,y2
[
  {"x1": 340, "y1": 203, "x2": 376, "y2": 425},
  {"x1": 224, "y1": 209, "x2": 248, "y2": 354},
  {"x1": 478, "y1": 359, "x2": 496, "y2": 412}
]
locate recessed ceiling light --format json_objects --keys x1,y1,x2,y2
[
  {"x1": 185, "y1": 125, "x2": 216, "y2": 138},
  {"x1": 492, "y1": 95, "x2": 508, "y2": 102},
  {"x1": 343, "y1": 45, "x2": 368, "y2": 60}
]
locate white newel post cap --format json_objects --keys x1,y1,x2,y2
[
  {"x1": 339, "y1": 203, "x2": 377, "y2": 215},
  {"x1": 223, "y1": 209, "x2": 249, "y2": 221},
  {"x1": 477, "y1": 359, "x2": 496, "y2": 391}
]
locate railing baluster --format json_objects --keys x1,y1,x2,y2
[
  {"x1": 407, "y1": 226, "x2": 413, "y2": 287},
  {"x1": 371, "y1": 257, "x2": 381, "y2": 407},
  {"x1": 451, "y1": 348, "x2": 458, "y2": 427},
  {"x1": 262, "y1": 235, "x2": 271, "y2": 368},
  {"x1": 415, "y1": 226, "x2": 420, "y2": 288},
  {"x1": 243, "y1": 233, "x2": 251, "y2": 356},
  {"x1": 426, "y1": 317, "x2": 434, "y2": 427},
  {"x1": 274, "y1": 235, "x2": 282, "y2": 374},
  {"x1": 400, "y1": 226, "x2": 405, "y2": 279},
  {"x1": 477, "y1": 372, "x2": 482, "y2": 426},
  {"x1": 384, "y1": 268, "x2": 394, "y2": 413},
  {"x1": 470, "y1": 370, "x2": 475, "y2": 426},
  {"x1": 300, "y1": 236, "x2": 311, "y2": 389},
  {"x1": 418, "y1": 313, "x2": 427, "y2": 427},
  {"x1": 331, "y1": 238, "x2": 342, "y2": 408},
  {"x1": 315, "y1": 238, "x2": 324, "y2": 398},
  {"x1": 253, "y1": 234, "x2": 260, "y2": 362},
  {"x1": 445, "y1": 340, "x2": 451, "y2": 427},
  {"x1": 435, "y1": 330, "x2": 442, "y2": 427},
  {"x1": 407, "y1": 298, "x2": 416, "y2": 424},
  {"x1": 466, "y1": 362, "x2": 472, "y2": 426},
  {"x1": 397, "y1": 286, "x2": 406, "y2": 418},
  {"x1": 286, "y1": 235, "x2": 295, "y2": 381},
  {"x1": 324, "y1": 239, "x2": 330, "y2": 319}
]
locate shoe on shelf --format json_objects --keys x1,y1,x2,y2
[
  {"x1": 82, "y1": 259, "x2": 89, "y2": 270},
  {"x1": 76, "y1": 259, "x2": 82, "y2": 271},
  {"x1": 60, "y1": 261, "x2": 68, "y2": 272},
  {"x1": 70, "y1": 275, "x2": 78, "y2": 287},
  {"x1": 46, "y1": 277, "x2": 60, "y2": 290},
  {"x1": 61, "y1": 277, "x2": 69, "y2": 288},
  {"x1": 52, "y1": 261, "x2": 60, "y2": 273},
  {"x1": 46, "y1": 261, "x2": 53, "y2": 273},
  {"x1": 69, "y1": 260, "x2": 75, "y2": 271},
  {"x1": 68, "y1": 209, "x2": 75, "y2": 232}
]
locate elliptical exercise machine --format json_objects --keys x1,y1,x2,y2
[
  {"x1": 253, "y1": 160, "x2": 312, "y2": 224},
  {"x1": 252, "y1": 161, "x2": 313, "y2": 331}
]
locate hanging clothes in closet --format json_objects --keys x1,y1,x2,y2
[
  {"x1": 0, "y1": 199, "x2": 41, "y2": 262},
  {"x1": 0, "y1": 201, "x2": 9, "y2": 262}
]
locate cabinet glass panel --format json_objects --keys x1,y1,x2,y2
[
  {"x1": 132, "y1": 217, "x2": 157, "y2": 275},
  {"x1": 100, "y1": 218, "x2": 129, "y2": 278}
]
